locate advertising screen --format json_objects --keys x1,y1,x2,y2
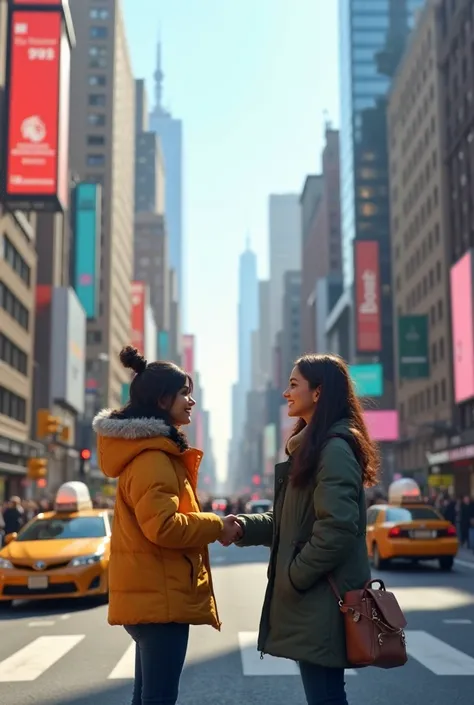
[
  {"x1": 450, "y1": 251, "x2": 474, "y2": 403},
  {"x1": 182, "y1": 335, "x2": 195, "y2": 375},
  {"x1": 50, "y1": 287, "x2": 85, "y2": 415},
  {"x1": 279, "y1": 405, "x2": 295, "y2": 461},
  {"x1": 398, "y1": 315, "x2": 430, "y2": 379},
  {"x1": 131, "y1": 282, "x2": 146, "y2": 354},
  {"x1": 363, "y1": 410, "x2": 399, "y2": 442},
  {"x1": 354, "y1": 241, "x2": 381, "y2": 353},
  {"x1": 11, "y1": 1, "x2": 66, "y2": 5},
  {"x1": 158, "y1": 330, "x2": 169, "y2": 359},
  {"x1": 5, "y1": 11, "x2": 70, "y2": 210},
  {"x1": 74, "y1": 183, "x2": 100, "y2": 319},
  {"x1": 349, "y1": 364, "x2": 383, "y2": 397}
]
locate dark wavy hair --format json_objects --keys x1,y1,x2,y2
[
  {"x1": 110, "y1": 346, "x2": 193, "y2": 451},
  {"x1": 287, "y1": 353, "x2": 379, "y2": 488}
]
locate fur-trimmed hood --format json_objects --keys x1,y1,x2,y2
[{"x1": 92, "y1": 409, "x2": 188, "y2": 479}]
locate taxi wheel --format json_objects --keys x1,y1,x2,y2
[
  {"x1": 0, "y1": 600, "x2": 12, "y2": 610},
  {"x1": 439, "y1": 556, "x2": 454, "y2": 572},
  {"x1": 372, "y1": 544, "x2": 389, "y2": 570}
]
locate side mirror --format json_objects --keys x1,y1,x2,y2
[{"x1": 4, "y1": 533, "x2": 18, "y2": 546}]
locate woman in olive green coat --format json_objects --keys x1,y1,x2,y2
[{"x1": 233, "y1": 354, "x2": 379, "y2": 705}]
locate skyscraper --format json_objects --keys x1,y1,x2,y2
[
  {"x1": 69, "y1": 0, "x2": 135, "y2": 410},
  {"x1": 269, "y1": 194, "x2": 301, "y2": 349},
  {"x1": 149, "y1": 39, "x2": 184, "y2": 316}
]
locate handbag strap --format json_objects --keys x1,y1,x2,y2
[{"x1": 324, "y1": 432, "x2": 366, "y2": 606}]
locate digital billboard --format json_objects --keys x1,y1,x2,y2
[
  {"x1": 158, "y1": 330, "x2": 169, "y2": 359},
  {"x1": 120, "y1": 383, "x2": 130, "y2": 405},
  {"x1": 182, "y1": 334, "x2": 195, "y2": 375},
  {"x1": 279, "y1": 405, "x2": 295, "y2": 461},
  {"x1": 50, "y1": 287, "x2": 85, "y2": 414},
  {"x1": 398, "y1": 315, "x2": 430, "y2": 379},
  {"x1": 349, "y1": 364, "x2": 383, "y2": 397},
  {"x1": 263, "y1": 423, "x2": 277, "y2": 476},
  {"x1": 3, "y1": 10, "x2": 71, "y2": 211},
  {"x1": 354, "y1": 241, "x2": 381, "y2": 353},
  {"x1": 131, "y1": 282, "x2": 146, "y2": 354},
  {"x1": 363, "y1": 410, "x2": 399, "y2": 442},
  {"x1": 11, "y1": 1, "x2": 67, "y2": 5},
  {"x1": 450, "y1": 250, "x2": 474, "y2": 403},
  {"x1": 74, "y1": 183, "x2": 101, "y2": 319}
]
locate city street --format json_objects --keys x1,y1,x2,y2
[{"x1": 0, "y1": 544, "x2": 473, "y2": 705}]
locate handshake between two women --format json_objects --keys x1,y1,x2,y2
[{"x1": 219, "y1": 514, "x2": 243, "y2": 547}]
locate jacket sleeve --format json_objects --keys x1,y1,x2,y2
[
  {"x1": 126, "y1": 450, "x2": 224, "y2": 549},
  {"x1": 234, "y1": 511, "x2": 274, "y2": 548},
  {"x1": 289, "y1": 439, "x2": 361, "y2": 591}
]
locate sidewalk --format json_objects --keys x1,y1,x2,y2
[{"x1": 456, "y1": 546, "x2": 474, "y2": 568}]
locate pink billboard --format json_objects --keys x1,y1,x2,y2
[
  {"x1": 363, "y1": 410, "x2": 399, "y2": 442},
  {"x1": 182, "y1": 334, "x2": 195, "y2": 376},
  {"x1": 279, "y1": 405, "x2": 295, "y2": 461},
  {"x1": 450, "y1": 251, "x2": 474, "y2": 403}
]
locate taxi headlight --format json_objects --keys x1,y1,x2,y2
[
  {"x1": 69, "y1": 551, "x2": 104, "y2": 568},
  {"x1": 0, "y1": 558, "x2": 13, "y2": 570}
]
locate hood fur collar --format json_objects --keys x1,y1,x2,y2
[{"x1": 92, "y1": 408, "x2": 187, "y2": 448}]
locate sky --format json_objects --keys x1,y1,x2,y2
[{"x1": 122, "y1": 0, "x2": 340, "y2": 481}]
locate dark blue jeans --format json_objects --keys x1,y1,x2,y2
[
  {"x1": 125, "y1": 623, "x2": 190, "y2": 705},
  {"x1": 299, "y1": 662, "x2": 349, "y2": 705}
]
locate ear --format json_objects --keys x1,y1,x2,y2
[{"x1": 312, "y1": 387, "x2": 320, "y2": 403}]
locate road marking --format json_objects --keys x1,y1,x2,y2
[
  {"x1": 0, "y1": 635, "x2": 84, "y2": 682},
  {"x1": 443, "y1": 619, "x2": 472, "y2": 624},
  {"x1": 455, "y1": 559, "x2": 474, "y2": 569},
  {"x1": 59, "y1": 614, "x2": 71, "y2": 621},
  {"x1": 237, "y1": 632, "x2": 357, "y2": 677},
  {"x1": 108, "y1": 642, "x2": 135, "y2": 680},
  {"x1": 28, "y1": 621, "x2": 55, "y2": 627},
  {"x1": 407, "y1": 631, "x2": 474, "y2": 675}
]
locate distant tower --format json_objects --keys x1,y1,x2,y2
[{"x1": 153, "y1": 32, "x2": 169, "y2": 118}]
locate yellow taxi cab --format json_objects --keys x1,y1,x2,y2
[
  {"x1": 0, "y1": 481, "x2": 112, "y2": 607},
  {"x1": 366, "y1": 478, "x2": 459, "y2": 572}
]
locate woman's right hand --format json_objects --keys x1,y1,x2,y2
[{"x1": 220, "y1": 515, "x2": 243, "y2": 546}]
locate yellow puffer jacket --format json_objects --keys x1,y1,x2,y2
[{"x1": 92, "y1": 409, "x2": 224, "y2": 629}]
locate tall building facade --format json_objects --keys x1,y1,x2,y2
[
  {"x1": 337, "y1": 0, "x2": 425, "y2": 401},
  {"x1": 388, "y1": 0, "x2": 453, "y2": 480},
  {"x1": 436, "y1": 0, "x2": 474, "y2": 496},
  {"x1": 149, "y1": 40, "x2": 183, "y2": 313},
  {"x1": 238, "y1": 244, "x2": 259, "y2": 403},
  {"x1": 300, "y1": 128, "x2": 342, "y2": 353},
  {"x1": 134, "y1": 213, "x2": 170, "y2": 331},
  {"x1": 0, "y1": 1, "x2": 41, "y2": 499},
  {"x1": 69, "y1": 0, "x2": 135, "y2": 411},
  {"x1": 269, "y1": 194, "x2": 301, "y2": 349},
  {"x1": 281, "y1": 271, "x2": 302, "y2": 383}
]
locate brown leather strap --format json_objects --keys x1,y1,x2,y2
[{"x1": 327, "y1": 574, "x2": 343, "y2": 603}]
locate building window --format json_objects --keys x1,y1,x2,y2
[
  {"x1": 436, "y1": 260, "x2": 442, "y2": 282},
  {"x1": 0, "y1": 282, "x2": 29, "y2": 330},
  {"x1": 87, "y1": 135, "x2": 105, "y2": 146},
  {"x1": 439, "y1": 337, "x2": 445, "y2": 361},
  {"x1": 3, "y1": 236, "x2": 31, "y2": 286},
  {"x1": 86, "y1": 331, "x2": 102, "y2": 345},
  {"x1": 88, "y1": 114, "x2": 106, "y2": 127},
  {"x1": 0, "y1": 334, "x2": 27, "y2": 375},
  {"x1": 90, "y1": 26, "x2": 108, "y2": 39},
  {"x1": 434, "y1": 383, "x2": 439, "y2": 406},
  {"x1": 88, "y1": 94, "x2": 106, "y2": 107},
  {"x1": 89, "y1": 75, "x2": 106, "y2": 87},
  {"x1": 441, "y1": 379, "x2": 447, "y2": 402},
  {"x1": 437, "y1": 299, "x2": 443, "y2": 320},
  {"x1": 89, "y1": 8, "x2": 109, "y2": 20},
  {"x1": 87, "y1": 154, "x2": 105, "y2": 166},
  {"x1": 0, "y1": 386, "x2": 26, "y2": 423}
]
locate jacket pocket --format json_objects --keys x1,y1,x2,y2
[{"x1": 183, "y1": 555, "x2": 196, "y2": 590}]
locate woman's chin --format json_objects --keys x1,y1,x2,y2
[{"x1": 287, "y1": 406, "x2": 297, "y2": 417}]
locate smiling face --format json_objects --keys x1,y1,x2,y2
[
  {"x1": 168, "y1": 385, "x2": 196, "y2": 426},
  {"x1": 283, "y1": 365, "x2": 320, "y2": 425}
]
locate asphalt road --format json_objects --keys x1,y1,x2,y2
[{"x1": 0, "y1": 545, "x2": 473, "y2": 705}]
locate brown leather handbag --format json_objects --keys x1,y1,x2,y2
[{"x1": 328, "y1": 577, "x2": 408, "y2": 669}]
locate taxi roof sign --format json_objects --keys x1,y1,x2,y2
[
  {"x1": 55, "y1": 481, "x2": 93, "y2": 513},
  {"x1": 388, "y1": 478, "x2": 422, "y2": 505}
]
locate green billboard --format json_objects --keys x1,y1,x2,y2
[
  {"x1": 350, "y1": 364, "x2": 383, "y2": 397},
  {"x1": 398, "y1": 315, "x2": 430, "y2": 379}
]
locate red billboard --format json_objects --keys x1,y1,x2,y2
[
  {"x1": 450, "y1": 250, "x2": 474, "y2": 403},
  {"x1": 182, "y1": 335, "x2": 195, "y2": 375},
  {"x1": 3, "y1": 10, "x2": 71, "y2": 211},
  {"x1": 11, "y1": 1, "x2": 67, "y2": 5},
  {"x1": 131, "y1": 282, "x2": 146, "y2": 354},
  {"x1": 355, "y1": 241, "x2": 381, "y2": 352}
]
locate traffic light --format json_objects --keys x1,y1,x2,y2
[
  {"x1": 60, "y1": 425, "x2": 70, "y2": 443},
  {"x1": 79, "y1": 449, "x2": 91, "y2": 477},
  {"x1": 37, "y1": 409, "x2": 60, "y2": 439},
  {"x1": 27, "y1": 457, "x2": 47, "y2": 481}
]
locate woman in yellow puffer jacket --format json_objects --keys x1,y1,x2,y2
[{"x1": 93, "y1": 346, "x2": 239, "y2": 705}]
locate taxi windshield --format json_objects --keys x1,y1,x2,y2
[
  {"x1": 16, "y1": 517, "x2": 106, "y2": 541},
  {"x1": 386, "y1": 507, "x2": 442, "y2": 522}
]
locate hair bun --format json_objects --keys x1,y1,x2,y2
[{"x1": 119, "y1": 346, "x2": 147, "y2": 374}]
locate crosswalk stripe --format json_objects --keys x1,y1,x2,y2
[
  {"x1": 0, "y1": 635, "x2": 85, "y2": 682},
  {"x1": 108, "y1": 642, "x2": 135, "y2": 680},
  {"x1": 407, "y1": 631, "x2": 474, "y2": 675},
  {"x1": 238, "y1": 632, "x2": 357, "y2": 677}
]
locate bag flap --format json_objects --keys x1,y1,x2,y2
[{"x1": 367, "y1": 588, "x2": 407, "y2": 629}]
